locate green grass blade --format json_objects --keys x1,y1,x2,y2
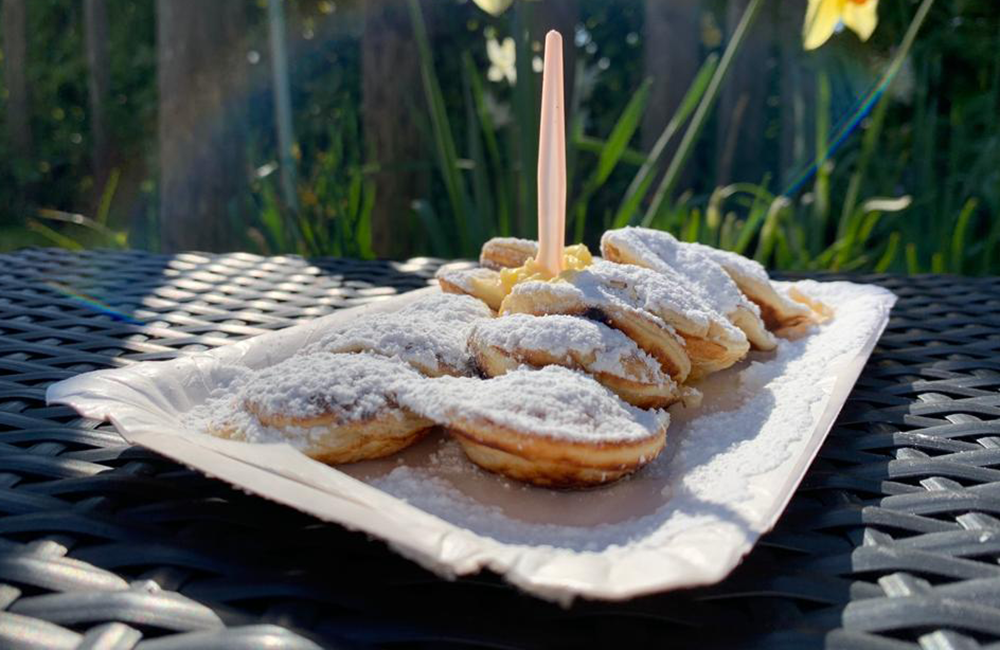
[
  {"x1": 774, "y1": 224, "x2": 793, "y2": 269},
  {"x1": 857, "y1": 211, "x2": 882, "y2": 245},
  {"x1": 611, "y1": 171, "x2": 657, "y2": 233},
  {"x1": 570, "y1": 78, "x2": 653, "y2": 240},
  {"x1": 356, "y1": 177, "x2": 376, "y2": 259},
  {"x1": 411, "y1": 199, "x2": 452, "y2": 258},
  {"x1": 347, "y1": 171, "x2": 362, "y2": 222},
  {"x1": 754, "y1": 198, "x2": 787, "y2": 265},
  {"x1": 575, "y1": 136, "x2": 648, "y2": 165},
  {"x1": 258, "y1": 182, "x2": 287, "y2": 251},
  {"x1": 683, "y1": 208, "x2": 701, "y2": 243},
  {"x1": 875, "y1": 232, "x2": 901, "y2": 273},
  {"x1": 835, "y1": 195, "x2": 910, "y2": 270},
  {"x1": 464, "y1": 52, "x2": 508, "y2": 236},
  {"x1": 36, "y1": 208, "x2": 121, "y2": 243},
  {"x1": 905, "y1": 243, "x2": 920, "y2": 274},
  {"x1": 811, "y1": 239, "x2": 843, "y2": 271},
  {"x1": 296, "y1": 212, "x2": 317, "y2": 257},
  {"x1": 840, "y1": 254, "x2": 871, "y2": 272},
  {"x1": 593, "y1": 78, "x2": 652, "y2": 186},
  {"x1": 26, "y1": 220, "x2": 85, "y2": 250},
  {"x1": 719, "y1": 213, "x2": 737, "y2": 250},
  {"x1": 613, "y1": 54, "x2": 718, "y2": 229},
  {"x1": 462, "y1": 57, "x2": 492, "y2": 243},
  {"x1": 408, "y1": 0, "x2": 471, "y2": 252},
  {"x1": 812, "y1": 73, "x2": 831, "y2": 254},
  {"x1": 704, "y1": 187, "x2": 724, "y2": 247},
  {"x1": 732, "y1": 179, "x2": 773, "y2": 255},
  {"x1": 511, "y1": 2, "x2": 538, "y2": 238},
  {"x1": 789, "y1": 220, "x2": 809, "y2": 268},
  {"x1": 641, "y1": 0, "x2": 764, "y2": 226},
  {"x1": 838, "y1": 93, "x2": 889, "y2": 236},
  {"x1": 96, "y1": 168, "x2": 120, "y2": 226},
  {"x1": 983, "y1": 206, "x2": 1000, "y2": 275},
  {"x1": 950, "y1": 197, "x2": 977, "y2": 274}
]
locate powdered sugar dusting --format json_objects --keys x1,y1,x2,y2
[
  {"x1": 362, "y1": 281, "x2": 894, "y2": 556},
  {"x1": 304, "y1": 292, "x2": 491, "y2": 375},
  {"x1": 246, "y1": 352, "x2": 420, "y2": 421},
  {"x1": 399, "y1": 365, "x2": 669, "y2": 444},
  {"x1": 560, "y1": 260, "x2": 746, "y2": 343},
  {"x1": 54, "y1": 277, "x2": 897, "y2": 601},
  {"x1": 686, "y1": 240, "x2": 771, "y2": 283},
  {"x1": 653, "y1": 236, "x2": 808, "y2": 321},
  {"x1": 184, "y1": 353, "x2": 425, "y2": 449},
  {"x1": 479, "y1": 237, "x2": 537, "y2": 268},
  {"x1": 435, "y1": 264, "x2": 496, "y2": 293},
  {"x1": 470, "y1": 313, "x2": 665, "y2": 382},
  {"x1": 602, "y1": 227, "x2": 752, "y2": 316}
]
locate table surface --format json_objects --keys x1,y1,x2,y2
[{"x1": 1, "y1": 247, "x2": 999, "y2": 650}]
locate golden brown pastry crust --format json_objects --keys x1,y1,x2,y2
[
  {"x1": 445, "y1": 414, "x2": 666, "y2": 489},
  {"x1": 227, "y1": 401, "x2": 435, "y2": 465},
  {"x1": 479, "y1": 237, "x2": 538, "y2": 270},
  {"x1": 726, "y1": 270, "x2": 815, "y2": 331},
  {"x1": 436, "y1": 266, "x2": 504, "y2": 311},
  {"x1": 601, "y1": 234, "x2": 778, "y2": 352},
  {"x1": 500, "y1": 282, "x2": 693, "y2": 383},
  {"x1": 471, "y1": 337, "x2": 682, "y2": 409}
]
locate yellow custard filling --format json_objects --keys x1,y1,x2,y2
[{"x1": 470, "y1": 244, "x2": 592, "y2": 309}]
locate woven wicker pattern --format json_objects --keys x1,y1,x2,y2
[{"x1": 1, "y1": 247, "x2": 998, "y2": 649}]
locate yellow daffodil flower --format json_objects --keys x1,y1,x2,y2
[
  {"x1": 803, "y1": 0, "x2": 879, "y2": 50},
  {"x1": 472, "y1": 0, "x2": 514, "y2": 17}
]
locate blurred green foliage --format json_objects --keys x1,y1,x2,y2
[{"x1": 0, "y1": 0, "x2": 997, "y2": 275}]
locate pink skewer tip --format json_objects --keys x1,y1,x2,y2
[{"x1": 535, "y1": 30, "x2": 567, "y2": 277}]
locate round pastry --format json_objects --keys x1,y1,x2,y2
[
  {"x1": 436, "y1": 265, "x2": 505, "y2": 311},
  {"x1": 574, "y1": 260, "x2": 750, "y2": 378},
  {"x1": 684, "y1": 241, "x2": 818, "y2": 331},
  {"x1": 479, "y1": 237, "x2": 538, "y2": 270},
  {"x1": 304, "y1": 293, "x2": 492, "y2": 377},
  {"x1": 401, "y1": 365, "x2": 669, "y2": 488},
  {"x1": 440, "y1": 242, "x2": 593, "y2": 312},
  {"x1": 212, "y1": 353, "x2": 434, "y2": 464},
  {"x1": 501, "y1": 260, "x2": 750, "y2": 380},
  {"x1": 601, "y1": 227, "x2": 777, "y2": 351},
  {"x1": 468, "y1": 313, "x2": 697, "y2": 409},
  {"x1": 499, "y1": 276, "x2": 691, "y2": 382}
]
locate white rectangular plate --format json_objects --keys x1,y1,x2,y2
[{"x1": 47, "y1": 279, "x2": 895, "y2": 604}]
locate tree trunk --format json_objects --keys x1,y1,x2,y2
[
  {"x1": 2, "y1": 0, "x2": 32, "y2": 160},
  {"x1": 362, "y1": 0, "x2": 423, "y2": 259},
  {"x1": 641, "y1": 0, "x2": 700, "y2": 192},
  {"x1": 157, "y1": 0, "x2": 249, "y2": 252},
  {"x1": 84, "y1": 0, "x2": 112, "y2": 196}
]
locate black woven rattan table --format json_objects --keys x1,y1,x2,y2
[{"x1": 1, "y1": 247, "x2": 999, "y2": 649}]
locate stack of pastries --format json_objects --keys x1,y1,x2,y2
[{"x1": 206, "y1": 227, "x2": 828, "y2": 488}]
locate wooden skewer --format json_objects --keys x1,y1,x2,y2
[{"x1": 536, "y1": 30, "x2": 566, "y2": 277}]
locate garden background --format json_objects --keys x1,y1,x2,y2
[{"x1": 0, "y1": 0, "x2": 996, "y2": 274}]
